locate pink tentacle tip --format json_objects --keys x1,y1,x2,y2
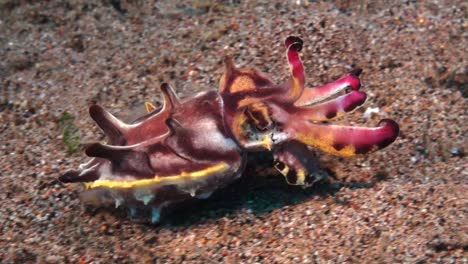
[
  {"x1": 285, "y1": 36, "x2": 303, "y2": 49},
  {"x1": 342, "y1": 91, "x2": 367, "y2": 112},
  {"x1": 350, "y1": 68, "x2": 363, "y2": 77},
  {"x1": 379, "y1": 119, "x2": 400, "y2": 137},
  {"x1": 343, "y1": 73, "x2": 361, "y2": 91},
  {"x1": 373, "y1": 119, "x2": 400, "y2": 150}
]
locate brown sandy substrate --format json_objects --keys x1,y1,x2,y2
[{"x1": 1, "y1": 1, "x2": 466, "y2": 263}]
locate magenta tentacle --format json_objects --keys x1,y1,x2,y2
[
  {"x1": 294, "y1": 69, "x2": 362, "y2": 106},
  {"x1": 284, "y1": 118, "x2": 399, "y2": 157},
  {"x1": 295, "y1": 91, "x2": 367, "y2": 121},
  {"x1": 283, "y1": 36, "x2": 305, "y2": 101}
]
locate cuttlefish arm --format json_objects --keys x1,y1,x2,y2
[
  {"x1": 280, "y1": 118, "x2": 399, "y2": 157},
  {"x1": 293, "y1": 90, "x2": 367, "y2": 122},
  {"x1": 282, "y1": 36, "x2": 306, "y2": 102},
  {"x1": 273, "y1": 141, "x2": 328, "y2": 187},
  {"x1": 144, "y1": 83, "x2": 180, "y2": 113},
  {"x1": 294, "y1": 69, "x2": 362, "y2": 107}
]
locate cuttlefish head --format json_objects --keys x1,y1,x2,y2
[{"x1": 219, "y1": 36, "x2": 399, "y2": 157}]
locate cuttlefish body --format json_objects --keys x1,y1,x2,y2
[{"x1": 60, "y1": 36, "x2": 399, "y2": 223}]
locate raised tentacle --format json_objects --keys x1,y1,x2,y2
[
  {"x1": 294, "y1": 69, "x2": 362, "y2": 106},
  {"x1": 295, "y1": 91, "x2": 367, "y2": 121},
  {"x1": 123, "y1": 84, "x2": 177, "y2": 144},
  {"x1": 283, "y1": 36, "x2": 305, "y2": 101},
  {"x1": 160, "y1": 83, "x2": 180, "y2": 107},
  {"x1": 143, "y1": 83, "x2": 179, "y2": 114},
  {"x1": 284, "y1": 119, "x2": 399, "y2": 157},
  {"x1": 136, "y1": 83, "x2": 176, "y2": 122},
  {"x1": 219, "y1": 55, "x2": 237, "y2": 93},
  {"x1": 89, "y1": 104, "x2": 129, "y2": 145},
  {"x1": 90, "y1": 83, "x2": 177, "y2": 145},
  {"x1": 219, "y1": 55, "x2": 274, "y2": 95}
]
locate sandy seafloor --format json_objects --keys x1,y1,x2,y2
[{"x1": 0, "y1": 1, "x2": 466, "y2": 263}]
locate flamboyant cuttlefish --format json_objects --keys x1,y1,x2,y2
[{"x1": 60, "y1": 36, "x2": 399, "y2": 223}]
